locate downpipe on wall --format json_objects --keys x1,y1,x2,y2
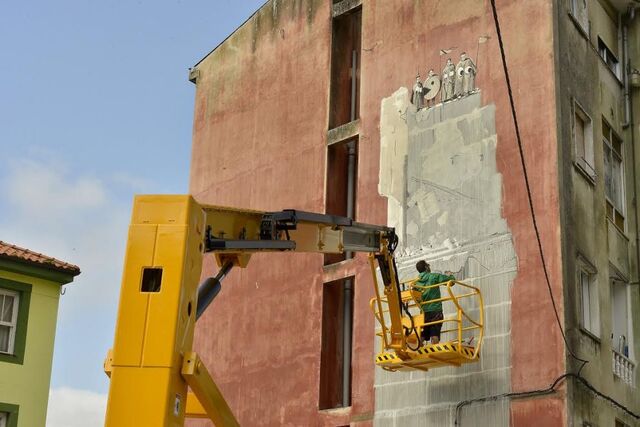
[
  {"x1": 623, "y1": 7, "x2": 640, "y2": 293},
  {"x1": 341, "y1": 48, "x2": 358, "y2": 408}
]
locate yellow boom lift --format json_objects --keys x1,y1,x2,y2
[{"x1": 104, "y1": 195, "x2": 484, "y2": 426}]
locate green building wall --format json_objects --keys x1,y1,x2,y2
[{"x1": 0, "y1": 267, "x2": 66, "y2": 427}]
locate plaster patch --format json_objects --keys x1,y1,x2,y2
[
  {"x1": 437, "y1": 211, "x2": 448, "y2": 226},
  {"x1": 376, "y1": 91, "x2": 516, "y2": 427}
]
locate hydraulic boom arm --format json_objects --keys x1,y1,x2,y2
[{"x1": 104, "y1": 195, "x2": 406, "y2": 426}]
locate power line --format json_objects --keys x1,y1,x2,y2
[
  {"x1": 489, "y1": 0, "x2": 588, "y2": 370},
  {"x1": 454, "y1": 373, "x2": 640, "y2": 425},
  {"x1": 471, "y1": 1, "x2": 639, "y2": 424}
]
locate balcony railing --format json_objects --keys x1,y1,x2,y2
[{"x1": 612, "y1": 349, "x2": 635, "y2": 386}]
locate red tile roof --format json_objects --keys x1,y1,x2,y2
[{"x1": 0, "y1": 241, "x2": 81, "y2": 276}]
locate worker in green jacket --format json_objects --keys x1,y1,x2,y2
[{"x1": 414, "y1": 260, "x2": 455, "y2": 345}]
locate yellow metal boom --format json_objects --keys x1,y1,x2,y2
[
  {"x1": 104, "y1": 195, "x2": 405, "y2": 426},
  {"x1": 104, "y1": 195, "x2": 483, "y2": 425}
]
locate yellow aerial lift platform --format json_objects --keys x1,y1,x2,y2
[
  {"x1": 371, "y1": 279, "x2": 484, "y2": 371},
  {"x1": 104, "y1": 195, "x2": 484, "y2": 426}
]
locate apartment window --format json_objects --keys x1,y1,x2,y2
[
  {"x1": 574, "y1": 102, "x2": 595, "y2": 178},
  {"x1": 598, "y1": 37, "x2": 620, "y2": 78},
  {"x1": 611, "y1": 279, "x2": 630, "y2": 355},
  {"x1": 570, "y1": 0, "x2": 589, "y2": 34},
  {"x1": 0, "y1": 289, "x2": 19, "y2": 355},
  {"x1": 611, "y1": 278, "x2": 634, "y2": 385},
  {"x1": 319, "y1": 277, "x2": 354, "y2": 409},
  {"x1": 0, "y1": 403, "x2": 18, "y2": 427},
  {"x1": 329, "y1": 6, "x2": 362, "y2": 129},
  {"x1": 578, "y1": 263, "x2": 599, "y2": 337},
  {"x1": 602, "y1": 119, "x2": 625, "y2": 230},
  {"x1": 0, "y1": 279, "x2": 31, "y2": 365},
  {"x1": 325, "y1": 138, "x2": 358, "y2": 265}
]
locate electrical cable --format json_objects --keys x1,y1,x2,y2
[
  {"x1": 489, "y1": 0, "x2": 588, "y2": 371},
  {"x1": 452, "y1": 2, "x2": 640, "y2": 425},
  {"x1": 454, "y1": 373, "x2": 640, "y2": 425},
  {"x1": 402, "y1": 301, "x2": 422, "y2": 352}
]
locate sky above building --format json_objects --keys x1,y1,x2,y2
[{"x1": 0, "y1": 1, "x2": 266, "y2": 425}]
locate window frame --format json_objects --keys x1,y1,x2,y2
[
  {"x1": 0, "y1": 278, "x2": 31, "y2": 366},
  {"x1": 610, "y1": 276, "x2": 631, "y2": 354},
  {"x1": 0, "y1": 403, "x2": 19, "y2": 427},
  {"x1": 602, "y1": 118, "x2": 626, "y2": 232},
  {"x1": 577, "y1": 256, "x2": 599, "y2": 338},
  {"x1": 597, "y1": 37, "x2": 621, "y2": 80},
  {"x1": 573, "y1": 100, "x2": 596, "y2": 180},
  {"x1": 570, "y1": 0, "x2": 589, "y2": 35},
  {"x1": 0, "y1": 289, "x2": 20, "y2": 355}
]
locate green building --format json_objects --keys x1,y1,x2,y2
[{"x1": 0, "y1": 241, "x2": 80, "y2": 427}]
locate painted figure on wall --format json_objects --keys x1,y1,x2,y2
[
  {"x1": 423, "y1": 69, "x2": 441, "y2": 108},
  {"x1": 462, "y1": 52, "x2": 477, "y2": 94},
  {"x1": 411, "y1": 74, "x2": 425, "y2": 109},
  {"x1": 454, "y1": 55, "x2": 466, "y2": 98},
  {"x1": 441, "y1": 58, "x2": 455, "y2": 102}
]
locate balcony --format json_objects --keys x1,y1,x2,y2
[{"x1": 612, "y1": 349, "x2": 635, "y2": 386}]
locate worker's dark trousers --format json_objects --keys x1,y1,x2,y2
[{"x1": 422, "y1": 311, "x2": 444, "y2": 342}]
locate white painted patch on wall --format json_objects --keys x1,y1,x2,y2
[{"x1": 375, "y1": 90, "x2": 517, "y2": 426}]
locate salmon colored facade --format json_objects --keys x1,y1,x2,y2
[{"x1": 187, "y1": 1, "x2": 639, "y2": 426}]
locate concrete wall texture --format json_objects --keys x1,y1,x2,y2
[
  {"x1": 377, "y1": 91, "x2": 516, "y2": 426},
  {"x1": 188, "y1": 0, "x2": 639, "y2": 425}
]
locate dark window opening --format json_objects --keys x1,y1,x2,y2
[
  {"x1": 329, "y1": 6, "x2": 362, "y2": 129},
  {"x1": 325, "y1": 138, "x2": 358, "y2": 265},
  {"x1": 602, "y1": 118, "x2": 625, "y2": 230},
  {"x1": 319, "y1": 277, "x2": 354, "y2": 410},
  {"x1": 141, "y1": 268, "x2": 163, "y2": 293},
  {"x1": 598, "y1": 37, "x2": 620, "y2": 78}
]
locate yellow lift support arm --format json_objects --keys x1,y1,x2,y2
[{"x1": 104, "y1": 195, "x2": 408, "y2": 426}]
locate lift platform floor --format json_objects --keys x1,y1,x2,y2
[{"x1": 375, "y1": 342, "x2": 478, "y2": 372}]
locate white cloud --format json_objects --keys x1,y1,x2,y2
[
  {"x1": 0, "y1": 155, "x2": 152, "y2": 392},
  {"x1": 46, "y1": 387, "x2": 107, "y2": 427},
  {"x1": 0, "y1": 157, "x2": 131, "y2": 313},
  {"x1": 112, "y1": 171, "x2": 154, "y2": 192},
  {"x1": 5, "y1": 158, "x2": 107, "y2": 220}
]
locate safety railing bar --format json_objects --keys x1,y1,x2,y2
[
  {"x1": 373, "y1": 304, "x2": 481, "y2": 328},
  {"x1": 369, "y1": 254, "x2": 390, "y2": 349},
  {"x1": 440, "y1": 325, "x2": 480, "y2": 334},
  {"x1": 413, "y1": 294, "x2": 460, "y2": 306},
  {"x1": 372, "y1": 311, "x2": 482, "y2": 332},
  {"x1": 410, "y1": 280, "x2": 455, "y2": 291},
  {"x1": 451, "y1": 280, "x2": 482, "y2": 293},
  {"x1": 403, "y1": 279, "x2": 482, "y2": 294}
]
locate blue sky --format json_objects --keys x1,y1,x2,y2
[{"x1": 0, "y1": 1, "x2": 265, "y2": 424}]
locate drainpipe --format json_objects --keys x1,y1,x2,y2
[
  {"x1": 342, "y1": 48, "x2": 358, "y2": 408},
  {"x1": 623, "y1": 26, "x2": 631, "y2": 128},
  {"x1": 342, "y1": 278, "x2": 353, "y2": 407},
  {"x1": 624, "y1": 8, "x2": 640, "y2": 333},
  {"x1": 623, "y1": 9, "x2": 633, "y2": 129}
]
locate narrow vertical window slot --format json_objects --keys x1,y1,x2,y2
[
  {"x1": 325, "y1": 138, "x2": 358, "y2": 265},
  {"x1": 319, "y1": 277, "x2": 354, "y2": 409},
  {"x1": 329, "y1": 6, "x2": 362, "y2": 129}
]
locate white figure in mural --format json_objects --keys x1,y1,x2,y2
[
  {"x1": 423, "y1": 69, "x2": 441, "y2": 108},
  {"x1": 411, "y1": 74, "x2": 425, "y2": 109},
  {"x1": 462, "y1": 52, "x2": 477, "y2": 94},
  {"x1": 454, "y1": 54, "x2": 466, "y2": 98},
  {"x1": 441, "y1": 58, "x2": 455, "y2": 102}
]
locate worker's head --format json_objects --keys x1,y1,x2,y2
[{"x1": 416, "y1": 260, "x2": 430, "y2": 273}]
